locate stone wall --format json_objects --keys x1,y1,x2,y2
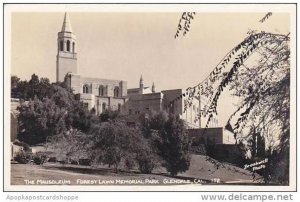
[
  {"x1": 162, "y1": 89, "x2": 200, "y2": 128},
  {"x1": 125, "y1": 92, "x2": 163, "y2": 115},
  {"x1": 11, "y1": 98, "x2": 20, "y2": 142},
  {"x1": 66, "y1": 73, "x2": 128, "y2": 114},
  {"x1": 56, "y1": 55, "x2": 77, "y2": 82},
  {"x1": 188, "y1": 127, "x2": 236, "y2": 145},
  {"x1": 79, "y1": 76, "x2": 127, "y2": 97},
  {"x1": 188, "y1": 127, "x2": 224, "y2": 145}
]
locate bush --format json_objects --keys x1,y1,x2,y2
[
  {"x1": 48, "y1": 157, "x2": 57, "y2": 162},
  {"x1": 14, "y1": 151, "x2": 31, "y2": 164},
  {"x1": 79, "y1": 159, "x2": 91, "y2": 166},
  {"x1": 33, "y1": 156, "x2": 43, "y2": 165},
  {"x1": 32, "y1": 153, "x2": 47, "y2": 165},
  {"x1": 137, "y1": 154, "x2": 155, "y2": 174},
  {"x1": 141, "y1": 112, "x2": 190, "y2": 176},
  {"x1": 70, "y1": 159, "x2": 79, "y2": 165},
  {"x1": 124, "y1": 157, "x2": 136, "y2": 170}
]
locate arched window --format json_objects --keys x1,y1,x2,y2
[
  {"x1": 72, "y1": 42, "x2": 75, "y2": 53},
  {"x1": 83, "y1": 84, "x2": 89, "y2": 94},
  {"x1": 114, "y1": 87, "x2": 119, "y2": 97},
  {"x1": 60, "y1": 40, "x2": 64, "y2": 51},
  {"x1": 99, "y1": 85, "x2": 104, "y2": 96},
  {"x1": 67, "y1": 40, "x2": 70, "y2": 52},
  {"x1": 102, "y1": 103, "x2": 106, "y2": 112}
]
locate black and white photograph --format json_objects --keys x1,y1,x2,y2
[{"x1": 3, "y1": 3, "x2": 296, "y2": 192}]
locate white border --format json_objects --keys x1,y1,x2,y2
[{"x1": 3, "y1": 3, "x2": 297, "y2": 192}]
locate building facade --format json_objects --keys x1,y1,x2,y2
[
  {"x1": 57, "y1": 13, "x2": 214, "y2": 128},
  {"x1": 65, "y1": 73, "x2": 127, "y2": 114},
  {"x1": 126, "y1": 77, "x2": 201, "y2": 128},
  {"x1": 57, "y1": 13, "x2": 128, "y2": 115}
]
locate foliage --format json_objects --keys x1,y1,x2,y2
[
  {"x1": 70, "y1": 102, "x2": 100, "y2": 133},
  {"x1": 139, "y1": 111, "x2": 190, "y2": 176},
  {"x1": 266, "y1": 148, "x2": 289, "y2": 184},
  {"x1": 17, "y1": 97, "x2": 70, "y2": 145},
  {"x1": 158, "y1": 114, "x2": 190, "y2": 176},
  {"x1": 32, "y1": 152, "x2": 47, "y2": 165},
  {"x1": 173, "y1": 12, "x2": 290, "y2": 183},
  {"x1": 88, "y1": 121, "x2": 149, "y2": 173},
  {"x1": 136, "y1": 144, "x2": 159, "y2": 174},
  {"x1": 15, "y1": 74, "x2": 99, "y2": 145},
  {"x1": 99, "y1": 109, "x2": 119, "y2": 122},
  {"x1": 175, "y1": 13, "x2": 290, "y2": 183},
  {"x1": 14, "y1": 151, "x2": 31, "y2": 164},
  {"x1": 11, "y1": 74, "x2": 52, "y2": 100},
  {"x1": 174, "y1": 12, "x2": 196, "y2": 38},
  {"x1": 47, "y1": 129, "x2": 88, "y2": 163},
  {"x1": 259, "y1": 12, "x2": 272, "y2": 23}
]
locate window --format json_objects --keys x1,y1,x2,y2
[
  {"x1": 83, "y1": 84, "x2": 89, "y2": 94},
  {"x1": 102, "y1": 103, "x2": 106, "y2": 112},
  {"x1": 129, "y1": 109, "x2": 132, "y2": 114},
  {"x1": 60, "y1": 40, "x2": 64, "y2": 51},
  {"x1": 72, "y1": 42, "x2": 75, "y2": 53},
  {"x1": 67, "y1": 40, "x2": 70, "y2": 52},
  {"x1": 99, "y1": 86, "x2": 104, "y2": 96},
  {"x1": 118, "y1": 104, "x2": 121, "y2": 112},
  {"x1": 114, "y1": 87, "x2": 120, "y2": 97}
]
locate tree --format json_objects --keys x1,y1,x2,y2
[
  {"x1": 158, "y1": 114, "x2": 190, "y2": 176},
  {"x1": 179, "y1": 14, "x2": 290, "y2": 184},
  {"x1": 88, "y1": 121, "x2": 147, "y2": 173},
  {"x1": 11, "y1": 74, "x2": 51, "y2": 100},
  {"x1": 18, "y1": 97, "x2": 69, "y2": 145},
  {"x1": 99, "y1": 109, "x2": 119, "y2": 122},
  {"x1": 47, "y1": 129, "x2": 88, "y2": 163},
  {"x1": 139, "y1": 111, "x2": 190, "y2": 176},
  {"x1": 11, "y1": 75, "x2": 20, "y2": 89},
  {"x1": 69, "y1": 102, "x2": 100, "y2": 133},
  {"x1": 14, "y1": 74, "x2": 103, "y2": 146}
]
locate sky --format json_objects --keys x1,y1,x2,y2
[
  {"x1": 10, "y1": 11, "x2": 290, "y2": 126},
  {"x1": 11, "y1": 12, "x2": 289, "y2": 90}
]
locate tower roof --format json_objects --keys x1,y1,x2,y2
[
  {"x1": 152, "y1": 82, "x2": 155, "y2": 93},
  {"x1": 61, "y1": 12, "x2": 72, "y2": 32},
  {"x1": 140, "y1": 75, "x2": 143, "y2": 85}
]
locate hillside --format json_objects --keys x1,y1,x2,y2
[{"x1": 179, "y1": 154, "x2": 263, "y2": 184}]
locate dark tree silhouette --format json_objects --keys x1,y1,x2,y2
[{"x1": 175, "y1": 13, "x2": 290, "y2": 184}]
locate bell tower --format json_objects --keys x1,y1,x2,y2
[{"x1": 56, "y1": 12, "x2": 77, "y2": 82}]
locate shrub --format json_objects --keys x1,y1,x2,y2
[
  {"x1": 33, "y1": 155, "x2": 43, "y2": 165},
  {"x1": 14, "y1": 151, "x2": 31, "y2": 164},
  {"x1": 137, "y1": 153, "x2": 156, "y2": 174},
  {"x1": 48, "y1": 157, "x2": 57, "y2": 162},
  {"x1": 32, "y1": 153, "x2": 47, "y2": 165},
  {"x1": 141, "y1": 112, "x2": 191, "y2": 176},
  {"x1": 79, "y1": 159, "x2": 91, "y2": 166},
  {"x1": 124, "y1": 157, "x2": 136, "y2": 170}
]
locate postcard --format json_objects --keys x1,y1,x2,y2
[{"x1": 3, "y1": 3, "x2": 296, "y2": 191}]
